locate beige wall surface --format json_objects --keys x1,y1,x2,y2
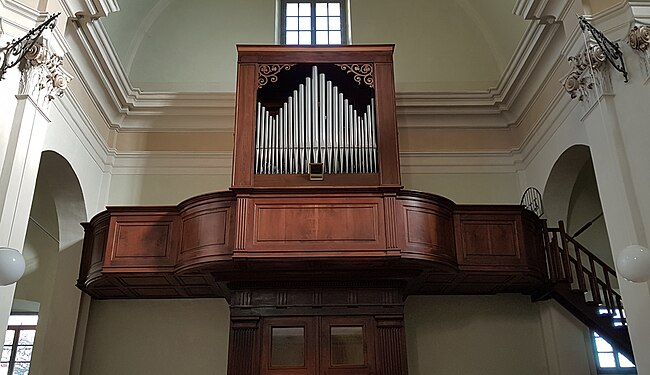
[
  {"x1": 567, "y1": 160, "x2": 613, "y2": 267},
  {"x1": 402, "y1": 172, "x2": 520, "y2": 204},
  {"x1": 405, "y1": 295, "x2": 550, "y2": 375},
  {"x1": 107, "y1": 174, "x2": 231, "y2": 206},
  {"x1": 108, "y1": 0, "x2": 276, "y2": 91},
  {"x1": 106, "y1": 170, "x2": 518, "y2": 206},
  {"x1": 351, "y1": 0, "x2": 526, "y2": 92},
  {"x1": 13, "y1": 191, "x2": 59, "y2": 307},
  {"x1": 80, "y1": 299, "x2": 230, "y2": 375},
  {"x1": 100, "y1": 0, "x2": 526, "y2": 93}
]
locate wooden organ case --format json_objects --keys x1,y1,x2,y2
[
  {"x1": 77, "y1": 45, "x2": 548, "y2": 375},
  {"x1": 230, "y1": 45, "x2": 407, "y2": 375}
]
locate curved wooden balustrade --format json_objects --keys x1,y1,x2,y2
[{"x1": 77, "y1": 189, "x2": 546, "y2": 299}]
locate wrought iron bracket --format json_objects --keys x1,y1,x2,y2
[
  {"x1": 0, "y1": 13, "x2": 59, "y2": 81},
  {"x1": 578, "y1": 16, "x2": 628, "y2": 82},
  {"x1": 520, "y1": 187, "x2": 544, "y2": 218}
]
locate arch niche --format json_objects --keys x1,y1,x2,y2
[{"x1": 12, "y1": 150, "x2": 87, "y2": 375}]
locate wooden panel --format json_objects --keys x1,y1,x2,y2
[
  {"x1": 177, "y1": 199, "x2": 233, "y2": 270},
  {"x1": 459, "y1": 220, "x2": 521, "y2": 264},
  {"x1": 321, "y1": 316, "x2": 376, "y2": 375},
  {"x1": 228, "y1": 317, "x2": 261, "y2": 375},
  {"x1": 403, "y1": 207, "x2": 454, "y2": 260},
  {"x1": 237, "y1": 45, "x2": 394, "y2": 63},
  {"x1": 397, "y1": 191, "x2": 455, "y2": 267},
  {"x1": 246, "y1": 197, "x2": 386, "y2": 253},
  {"x1": 232, "y1": 63, "x2": 257, "y2": 188},
  {"x1": 260, "y1": 317, "x2": 317, "y2": 375},
  {"x1": 374, "y1": 62, "x2": 400, "y2": 187},
  {"x1": 375, "y1": 316, "x2": 408, "y2": 375},
  {"x1": 182, "y1": 210, "x2": 228, "y2": 250},
  {"x1": 256, "y1": 205, "x2": 377, "y2": 242},
  {"x1": 104, "y1": 214, "x2": 179, "y2": 270},
  {"x1": 455, "y1": 212, "x2": 526, "y2": 269}
]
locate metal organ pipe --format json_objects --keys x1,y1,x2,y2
[{"x1": 255, "y1": 66, "x2": 377, "y2": 175}]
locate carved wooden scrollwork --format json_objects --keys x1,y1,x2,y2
[
  {"x1": 335, "y1": 63, "x2": 374, "y2": 88},
  {"x1": 257, "y1": 63, "x2": 295, "y2": 88}
]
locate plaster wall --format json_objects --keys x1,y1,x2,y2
[
  {"x1": 100, "y1": 0, "x2": 526, "y2": 93},
  {"x1": 567, "y1": 160, "x2": 613, "y2": 267},
  {"x1": 79, "y1": 299, "x2": 230, "y2": 375},
  {"x1": 406, "y1": 295, "x2": 552, "y2": 375}
]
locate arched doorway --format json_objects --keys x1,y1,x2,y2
[
  {"x1": 543, "y1": 144, "x2": 612, "y2": 267},
  {"x1": 8, "y1": 151, "x2": 86, "y2": 375}
]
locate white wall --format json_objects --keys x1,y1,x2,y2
[
  {"x1": 80, "y1": 299, "x2": 230, "y2": 375},
  {"x1": 406, "y1": 295, "x2": 552, "y2": 375},
  {"x1": 99, "y1": 0, "x2": 527, "y2": 93},
  {"x1": 107, "y1": 173, "x2": 230, "y2": 206}
]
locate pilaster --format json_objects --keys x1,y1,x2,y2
[
  {"x1": 0, "y1": 31, "x2": 71, "y2": 339},
  {"x1": 568, "y1": 4, "x2": 650, "y2": 373}
]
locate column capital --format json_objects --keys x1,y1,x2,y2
[
  {"x1": 562, "y1": 41, "x2": 610, "y2": 105},
  {"x1": 18, "y1": 38, "x2": 72, "y2": 110}
]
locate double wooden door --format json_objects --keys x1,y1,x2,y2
[{"x1": 260, "y1": 316, "x2": 375, "y2": 375}]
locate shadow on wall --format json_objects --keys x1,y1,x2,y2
[
  {"x1": 543, "y1": 144, "x2": 613, "y2": 268},
  {"x1": 12, "y1": 150, "x2": 87, "y2": 375}
]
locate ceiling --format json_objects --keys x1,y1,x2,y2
[{"x1": 100, "y1": 0, "x2": 529, "y2": 93}]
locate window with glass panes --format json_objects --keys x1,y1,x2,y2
[
  {"x1": 1, "y1": 315, "x2": 38, "y2": 375},
  {"x1": 592, "y1": 308, "x2": 635, "y2": 373},
  {"x1": 281, "y1": 1, "x2": 347, "y2": 45}
]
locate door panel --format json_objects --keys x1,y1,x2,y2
[
  {"x1": 261, "y1": 317, "x2": 318, "y2": 375},
  {"x1": 320, "y1": 317, "x2": 375, "y2": 375}
]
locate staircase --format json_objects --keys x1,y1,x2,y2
[{"x1": 533, "y1": 221, "x2": 634, "y2": 362}]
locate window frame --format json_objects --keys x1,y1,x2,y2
[
  {"x1": 279, "y1": 0, "x2": 350, "y2": 45},
  {"x1": 2, "y1": 315, "x2": 38, "y2": 375},
  {"x1": 591, "y1": 330, "x2": 636, "y2": 374},
  {"x1": 591, "y1": 308, "x2": 635, "y2": 374}
]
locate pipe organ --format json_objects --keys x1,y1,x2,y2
[
  {"x1": 254, "y1": 66, "x2": 378, "y2": 175},
  {"x1": 232, "y1": 45, "x2": 401, "y2": 189}
]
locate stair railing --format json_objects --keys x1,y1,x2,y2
[{"x1": 543, "y1": 220, "x2": 625, "y2": 324}]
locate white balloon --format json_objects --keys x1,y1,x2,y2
[
  {"x1": 0, "y1": 247, "x2": 25, "y2": 286},
  {"x1": 617, "y1": 245, "x2": 650, "y2": 283}
]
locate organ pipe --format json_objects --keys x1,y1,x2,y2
[{"x1": 255, "y1": 65, "x2": 377, "y2": 175}]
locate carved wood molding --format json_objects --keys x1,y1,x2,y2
[
  {"x1": 257, "y1": 64, "x2": 295, "y2": 88},
  {"x1": 335, "y1": 63, "x2": 374, "y2": 88}
]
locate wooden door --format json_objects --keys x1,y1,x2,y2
[
  {"x1": 260, "y1": 317, "x2": 318, "y2": 375},
  {"x1": 260, "y1": 316, "x2": 375, "y2": 375},
  {"x1": 320, "y1": 317, "x2": 375, "y2": 375}
]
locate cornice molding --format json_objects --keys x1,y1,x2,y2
[
  {"x1": 0, "y1": 0, "x2": 43, "y2": 21},
  {"x1": 60, "y1": 0, "x2": 575, "y2": 132},
  {"x1": 47, "y1": 0, "x2": 644, "y2": 178},
  {"x1": 105, "y1": 150, "x2": 522, "y2": 176},
  {"x1": 53, "y1": 85, "x2": 114, "y2": 173}
]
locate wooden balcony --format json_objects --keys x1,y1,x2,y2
[{"x1": 77, "y1": 189, "x2": 546, "y2": 299}]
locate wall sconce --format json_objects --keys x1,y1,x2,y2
[
  {"x1": 0, "y1": 247, "x2": 25, "y2": 286},
  {"x1": 0, "y1": 13, "x2": 59, "y2": 81},
  {"x1": 616, "y1": 244, "x2": 650, "y2": 283}
]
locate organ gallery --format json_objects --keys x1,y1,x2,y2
[{"x1": 78, "y1": 45, "x2": 547, "y2": 375}]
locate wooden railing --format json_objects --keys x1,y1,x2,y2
[{"x1": 543, "y1": 220, "x2": 625, "y2": 324}]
